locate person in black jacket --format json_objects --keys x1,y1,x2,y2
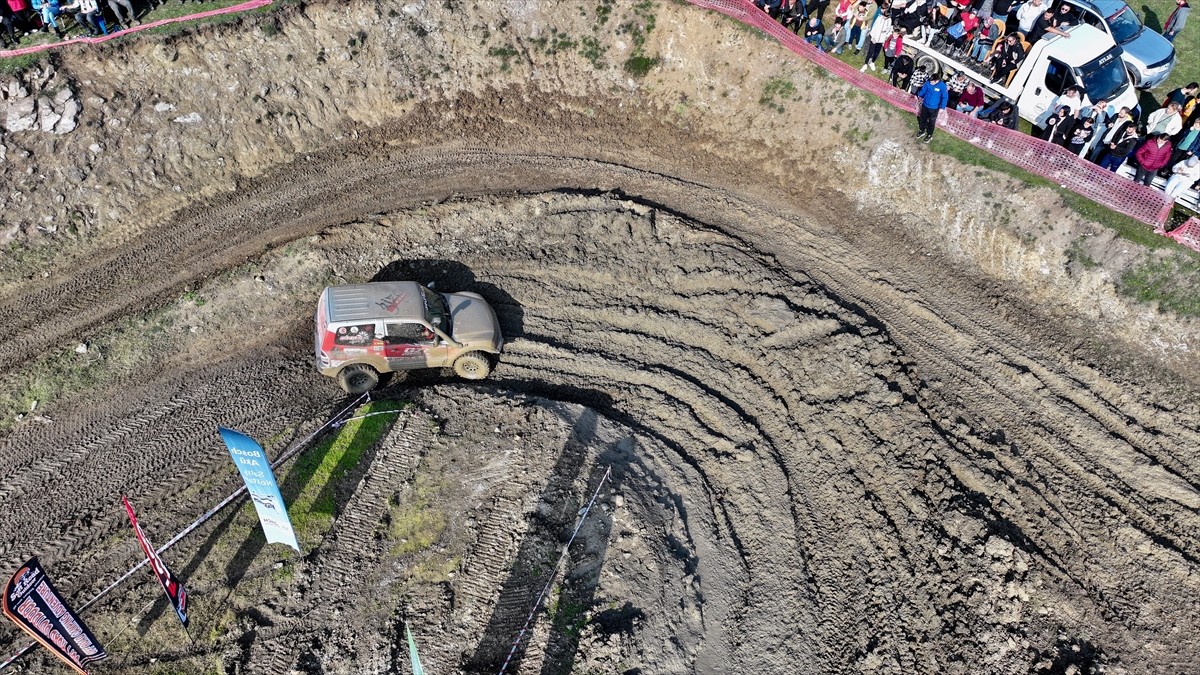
[
  {"x1": 890, "y1": 53, "x2": 915, "y2": 89},
  {"x1": 987, "y1": 33, "x2": 1025, "y2": 84},
  {"x1": 1098, "y1": 126, "x2": 1141, "y2": 171},
  {"x1": 0, "y1": 2, "x2": 17, "y2": 47},
  {"x1": 782, "y1": 0, "x2": 809, "y2": 31},
  {"x1": 979, "y1": 99, "x2": 1019, "y2": 128},
  {"x1": 1043, "y1": 105, "x2": 1075, "y2": 146}
]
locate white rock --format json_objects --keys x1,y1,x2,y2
[
  {"x1": 153, "y1": 101, "x2": 176, "y2": 113},
  {"x1": 36, "y1": 96, "x2": 58, "y2": 132},
  {"x1": 74, "y1": 343, "x2": 88, "y2": 354},
  {"x1": 54, "y1": 99, "x2": 79, "y2": 134},
  {"x1": 172, "y1": 112, "x2": 202, "y2": 124},
  {"x1": 6, "y1": 97, "x2": 36, "y2": 132},
  {"x1": 984, "y1": 536, "x2": 1015, "y2": 560}
]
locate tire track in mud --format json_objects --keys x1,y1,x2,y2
[
  {"x1": 0, "y1": 356, "x2": 328, "y2": 603},
  {"x1": 241, "y1": 407, "x2": 427, "y2": 673},
  {"x1": 0, "y1": 143, "x2": 1197, "y2": 671}
]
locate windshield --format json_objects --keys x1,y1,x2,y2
[
  {"x1": 1105, "y1": 6, "x2": 1142, "y2": 42},
  {"x1": 420, "y1": 286, "x2": 451, "y2": 333},
  {"x1": 1076, "y1": 49, "x2": 1127, "y2": 104}
]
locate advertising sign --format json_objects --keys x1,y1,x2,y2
[
  {"x1": 1, "y1": 557, "x2": 107, "y2": 675},
  {"x1": 218, "y1": 427, "x2": 300, "y2": 551},
  {"x1": 122, "y1": 496, "x2": 190, "y2": 629}
]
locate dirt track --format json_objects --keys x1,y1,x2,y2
[{"x1": 1, "y1": 1, "x2": 1199, "y2": 673}]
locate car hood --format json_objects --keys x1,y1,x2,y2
[
  {"x1": 445, "y1": 292, "x2": 502, "y2": 348},
  {"x1": 1118, "y1": 29, "x2": 1173, "y2": 67}
]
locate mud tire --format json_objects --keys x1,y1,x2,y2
[
  {"x1": 914, "y1": 54, "x2": 941, "y2": 80},
  {"x1": 453, "y1": 352, "x2": 492, "y2": 380},
  {"x1": 337, "y1": 364, "x2": 380, "y2": 394}
]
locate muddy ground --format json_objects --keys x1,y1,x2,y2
[{"x1": 0, "y1": 1, "x2": 1199, "y2": 673}]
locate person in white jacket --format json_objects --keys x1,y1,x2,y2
[
  {"x1": 60, "y1": 0, "x2": 103, "y2": 35},
  {"x1": 1165, "y1": 156, "x2": 1200, "y2": 199},
  {"x1": 1145, "y1": 101, "x2": 1184, "y2": 137},
  {"x1": 859, "y1": 12, "x2": 893, "y2": 71},
  {"x1": 1015, "y1": 0, "x2": 1046, "y2": 34}
]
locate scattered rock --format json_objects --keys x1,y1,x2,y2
[
  {"x1": 55, "y1": 98, "x2": 80, "y2": 134},
  {"x1": 5, "y1": 97, "x2": 36, "y2": 132},
  {"x1": 172, "y1": 112, "x2": 203, "y2": 124},
  {"x1": 985, "y1": 536, "x2": 1015, "y2": 560}
]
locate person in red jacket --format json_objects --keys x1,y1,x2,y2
[{"x1": 1133, "y1": 133, "x2": 1174, "y2": 186}]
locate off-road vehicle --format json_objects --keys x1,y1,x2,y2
[{"x1": 314, "y1": 281, "x2": 504, "y2": 394}]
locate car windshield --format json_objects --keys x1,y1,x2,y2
[
  {"x1": 420, "y1": 286, "x2": 451, "y2": 333},
  {"x1": 1076, "y1": 49, "x2": 1127, "y2": 104},
  {"x1": 1105, "y1": 6, "x2": 1142, "y2": 42}
]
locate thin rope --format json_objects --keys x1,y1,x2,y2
[
  {"x1": 0, "y1": 393, "x2": 368, "y2": 671},
  {"x1": 496, "y1": 466, "x2": 612, "y2": 675}
]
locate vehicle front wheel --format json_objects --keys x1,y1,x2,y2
[
  {"x1": 337, "y1": 364, "x2": 380, "y2": 394},
  {"x1": 453, "y1": 352, "x2": 492, "y2": 380}
]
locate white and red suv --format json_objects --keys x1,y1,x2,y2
[{"x1": 315, "y1": 281, "x2": 504, "y2": 394}]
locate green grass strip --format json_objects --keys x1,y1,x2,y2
[{"x1": 287, "y1": 399, "x2": 407, "y2": 540}]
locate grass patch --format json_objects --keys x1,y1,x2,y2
[
  {"x1": 488, "y1": 44, "x2": 520, "y2": 72},
  {"x1": 0, "y1": 50, "x2": 48, "y2": 75},
  {"x1": 1118, "y1": 252, "x2": 1200, "y2": 316},
  {"x1": 287, "y1": 399, "x2": 407, "y2": 541},
  {"x1": 387, "y1": 470, "x2": 447, "y2": 556},
  {"x1": 623, "y1": 54, "x2": 659, "y2": 77},
  {"x1": 549, "y1": 587, "x2": 591, "y2": 639},
  {"x1": 579, "y1": 35, "x2": 606, "y2": 67},
  {"x1": 759, "y1": 75, "x2": 795, "y2": 112},
  {"x1": 1066, "y1": 236, "x2": 1101, "y2": 269}
]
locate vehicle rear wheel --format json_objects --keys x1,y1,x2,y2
[
  {"x1": 337, "y1": 364, "x2": 380, "y2": 394},
  {"x1": 453, "y1": 352, "x2": 492, "y2": 380},
  {"x1": 915, "y1": 54, "x2": 942, "y2": 81}
]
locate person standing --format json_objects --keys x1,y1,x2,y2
[
  {"x1": 1132, "y1": 133, "x2": 1174, "y2": 185},
  {"x1": 915, "y1": 71, "x2": 949, "y2": 143},
  {"x1": 1146, "y1": 101, "x2": 1184, "y2": 137},
  {"x1": 860, "y1": 10, "x2": 892, "y2": 71},
  {"x1": 1099, "y1": 126, "x2": 1141, "y2": 171},
  {"x1": 1015, "y1": 0, "x2": 1045, "y2": 34},
  {"x1": 1091, "y1": 106, "x2": 1135, "y2": 161},
  {"x1": 1164, "y1": 0, "x2": 1189, "y2": 42},
  {"x1": 1078, "y1": 98, "x2": 1110, "y2": 158}
]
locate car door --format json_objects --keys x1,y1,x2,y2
[
  {"x1": 1030, "y1": 56, "x2": 1076, "y2": 124},
  {"x1": 382, "y1": 321, "x2": 447, "y2": 371}
]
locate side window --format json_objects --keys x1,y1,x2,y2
[
  {"x1": 1044, "y1": 58, "x2": 1074, "y2": 95},
  {"x1": 1080, "y1": 8, "x2": 1102, "y2": 26},
  {"x1": 334, "y1": 323, "x2": 377, "y2": 346},
  {"x1": 384, "y1": 322, "x2": 433, "y2": 344}
]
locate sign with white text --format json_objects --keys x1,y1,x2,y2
[{"x1": 218, "y1": 427, "x2": 300, "y2": 551}]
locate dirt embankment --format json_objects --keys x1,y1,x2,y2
[{"x1": 0, "y1": 1, "x2": 1197, "y2": 674}]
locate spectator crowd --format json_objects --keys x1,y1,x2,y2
[
  {"x1": 754, "y1": 0, "x2": 1199, "y2": 205},
  {"x1": 0, "y1": 0, "x2": 202, "y2": 45}
]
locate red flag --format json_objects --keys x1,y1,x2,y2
[{"x1": 122, "y1": 496, "x2": 189, "y2": 629}]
